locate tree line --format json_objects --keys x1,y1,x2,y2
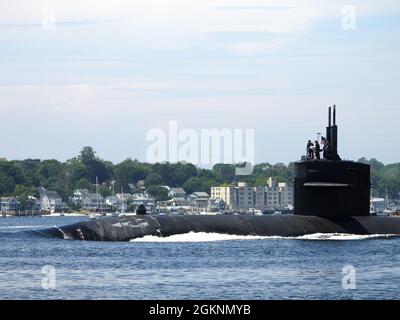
[{"x1": 0, "y1": 147, "x2": 399, "y2": 202}]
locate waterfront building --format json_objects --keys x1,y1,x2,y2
[
  {"x1": 211, "y1": 178, "x2": 294, "y2": 212},
  {"x1": 371, "y1": 198, "x2": 385, "y2": 214},
  {"x1": 190, "y1": 192, "x2": 210, "y2": 210},
  {"x1": 278, "y1": 182, "x2": 294, "y2": 208},
  {"x1": 170, "y1": 197, "x2": 190, "y2": 206},
  {"x1": 211, "y1": 186, "x2": 234, "y2": 209},
  {"x1": 70, "y1": 189, "x2": 90, "y2": 206},
  {"x1": 131, "y1": 193, "x2": 155, "y2": 206},
  {"x1": 39, "y1": 189, "x2": 68, "y2": 213},
  {"x1": 81, "y1": 193, "x2": 106, "y2": 211},
  {"x1": 168, "y1": 187, "x2": 187, "y2": 198},
  {"x1": 26, "y1": 196, "x2": 41, "y2": 213},
  {"x1": 234, "y1": 182, "x2": 255, "y2": 211},
  {"x1": 0, "y1": 197, "x2": 21, "y2": 213},
  {"x1": 116, "y1": 193, "x2": 132, "y2": 202}
]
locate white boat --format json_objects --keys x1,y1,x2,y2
[
  {"x1": 384, "y1": 209, "x2": 395, "y2": 216},
  {"x1": 89, "y1": 212, "x2": 102, "y2": 219}
]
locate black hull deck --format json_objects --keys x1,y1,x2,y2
[{"x1": 44, "y1": 214, "x2": 400, "y2": 241}]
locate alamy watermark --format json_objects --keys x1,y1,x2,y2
[
  {"x1": 41, "y1": 265, "x2": 56, "y2": 290},
  {"x1": 341, "y1": 5, "x2": 356, "y2": 30},
  {"x1": 341, "y1": 264, "x2": 356, "y2": 290},
  {"x1": 146, "y1": 121, "x2": 254, "y2": 175},
  {"x1": 41, "y1": 6, "x2": 56, "y2": 30}
]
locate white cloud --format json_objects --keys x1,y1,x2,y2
[
  {"x1": 1, "y1": 0, "x2": 399, "y2": 55},
  {"x1": 221, "y1": 39, "x2": 292, "y2": 55}
]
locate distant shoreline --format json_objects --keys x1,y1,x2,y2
[{"x1": 1, "y1": 212, "x2": 87, "y2": 218}]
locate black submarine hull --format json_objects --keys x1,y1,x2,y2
[{"x1": 45, "y1": 214, "x2": 400, "y2": 241}]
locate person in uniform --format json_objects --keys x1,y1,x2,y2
[
  {"x1": 314, "y1": 140, "x2": 321, "y2": 160},
  {"x1": 306, "y1": 140, "x2": 314, "y2": 160},
  {"x1": 322, "y1": 137, "x2": 331, "y2": 160}
]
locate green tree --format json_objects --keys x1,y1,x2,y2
[
  {"x1": 146, "y1": 185, "x2": 169, "y2": 201},
  {"x1": 0, "y1": 172, "x2": 15, "y2": 196},
  {"x1": 145, "y1": 173, "x2": 163, "y2": 187},
  {"x1": 212, "y1": 164, "x2": 235, "y2": 183},
  {"x1": 13, "y1": 185, "x2": 39, "y2": 198},
  {"x1": 168, "y1": 163, "x2": 198, "y2": 186},
  {"x1": 75, "y1": 178, "x2": 94, "y2": 192},
  {"x1": 73, "y1": 147, "x2": 112, "y2": 184},
  {"x1": 114, "y1": 158, "x2": 149, "y2": 190},
  {"x1": 0, "y1": 160, "x2": 26, "y2": 185},
  {"x1": 14, "y1": 159, "x2": 41, "y2": 186},
  {"x1": 183, "y1": 177, "x2": 203, "y2": 194},
  {"x1": 99, "y1": 184, "x2": 112, "y2": 197},
  {"x1": 86, "y1": 159, "x2": 111, "y2": 184},
  {"x1": 65, "y1": 158, "x2": 88, "y2": 184},
  {"x1": 35, "y1": 160, "x2": 63, "y2": 181},
  {"x1": 198, "y1": 168, "x2": 217, "y2": 180},
  {"x1": 375, "y1": 163, "x2": 400, "y2": 198},
  {"x1": 198, "y1": 177, "x2": 216, "y2": 194},
  {"x1": 78, "y1": 146, "x2": 96, "y2": 164}
]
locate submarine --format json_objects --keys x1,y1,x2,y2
[{"x1": 45, "y1": 106, "x2": 400, "y2": 241}]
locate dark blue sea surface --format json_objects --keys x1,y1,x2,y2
[{"x1": 0, "y1": 216, "x2": 399, "y2": 300}]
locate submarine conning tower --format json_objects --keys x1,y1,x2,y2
[{"x1": 294, "y1": 105, "x2": 371, "y2": 218}]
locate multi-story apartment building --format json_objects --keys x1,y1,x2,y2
[
  {"x1": 234, "y1": 182, "x2": 255, "y2": 211},
  {"x1": 211, "y1": 186, "x2": 234, "y2": 209},
  {"x1": 278, "y1": 182, "x2": 294, "y2": 208},
  {"x1": 211, "y1": 178, "x2": 294, "y2": 211}
]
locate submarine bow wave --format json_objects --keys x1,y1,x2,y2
[{"x1": 129, "y1": 232, "x2": 398, "y2": 242}]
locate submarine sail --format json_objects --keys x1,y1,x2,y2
[{"x1": 294, "y1": 106, "x2": 371, "y2": 218}]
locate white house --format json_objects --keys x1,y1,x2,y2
[
  {"x1": 190, "y1": 192, "x2": 210, "y2": 210},
  {"x1": 168, "y1": 188, "x2": 187, "y2": 198},
  {"x1": 0, "y1": 197, "x2": 21, "y2": 213},
  {"x1": 70, "y1": 189, "x2": 90, "y2": 206},
  {"x1": 27, "y1": 196, "x2": 41, "y2": 212},
  {"x1": 40, "y1": 190, "x2": 67, "y2": 213},
  {"x1": 130, "y1": 193, "x2": 156, "y2": 211},
  {"x1": 81, "y1": 193, "x2": 106, "y2": 211},
  {"x1": 371, "y1": 198, "x2": 385, "y2": 214}
]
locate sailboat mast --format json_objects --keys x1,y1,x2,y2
[
  {"x1": 121, "y1": 186, "x2": 125, "y2": 214},
  {"x1": 96, "y1": 176, "x2": 103, "y2": 213},
  {"x1": 386, "y1": 185, "x2": 389, "y2": 209}
]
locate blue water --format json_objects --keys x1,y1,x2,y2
[{"x1": 1, "y1": 216, "x2": 400, "y2": 300}]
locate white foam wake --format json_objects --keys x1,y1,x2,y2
[
  {"x1": 130, "y1": 232, "x2": 267, "y2": 242},
  {"x1": 130, "y1": 232, "x2": 398, "y2": 242},
  {"x1": 0, "y1": 225, "x2": 48, "y2": 229},
  {"x1": 293, "y1": 233, "x2": 397, "y2": 241}
]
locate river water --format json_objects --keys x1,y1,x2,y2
[{"x1": 1, "y1": 216, "x2": 399, "y2": 299}]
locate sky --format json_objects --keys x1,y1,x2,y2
[{"x1": 0, "y1": 0, "x2": 399, "y2": 166}]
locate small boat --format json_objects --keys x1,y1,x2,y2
[
  {"x1": 89, "y1": 212, "x2": 100, "y2": 219},
  {"x1": 383, "y1": 209, "x2": 395, "y2": 216}
]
